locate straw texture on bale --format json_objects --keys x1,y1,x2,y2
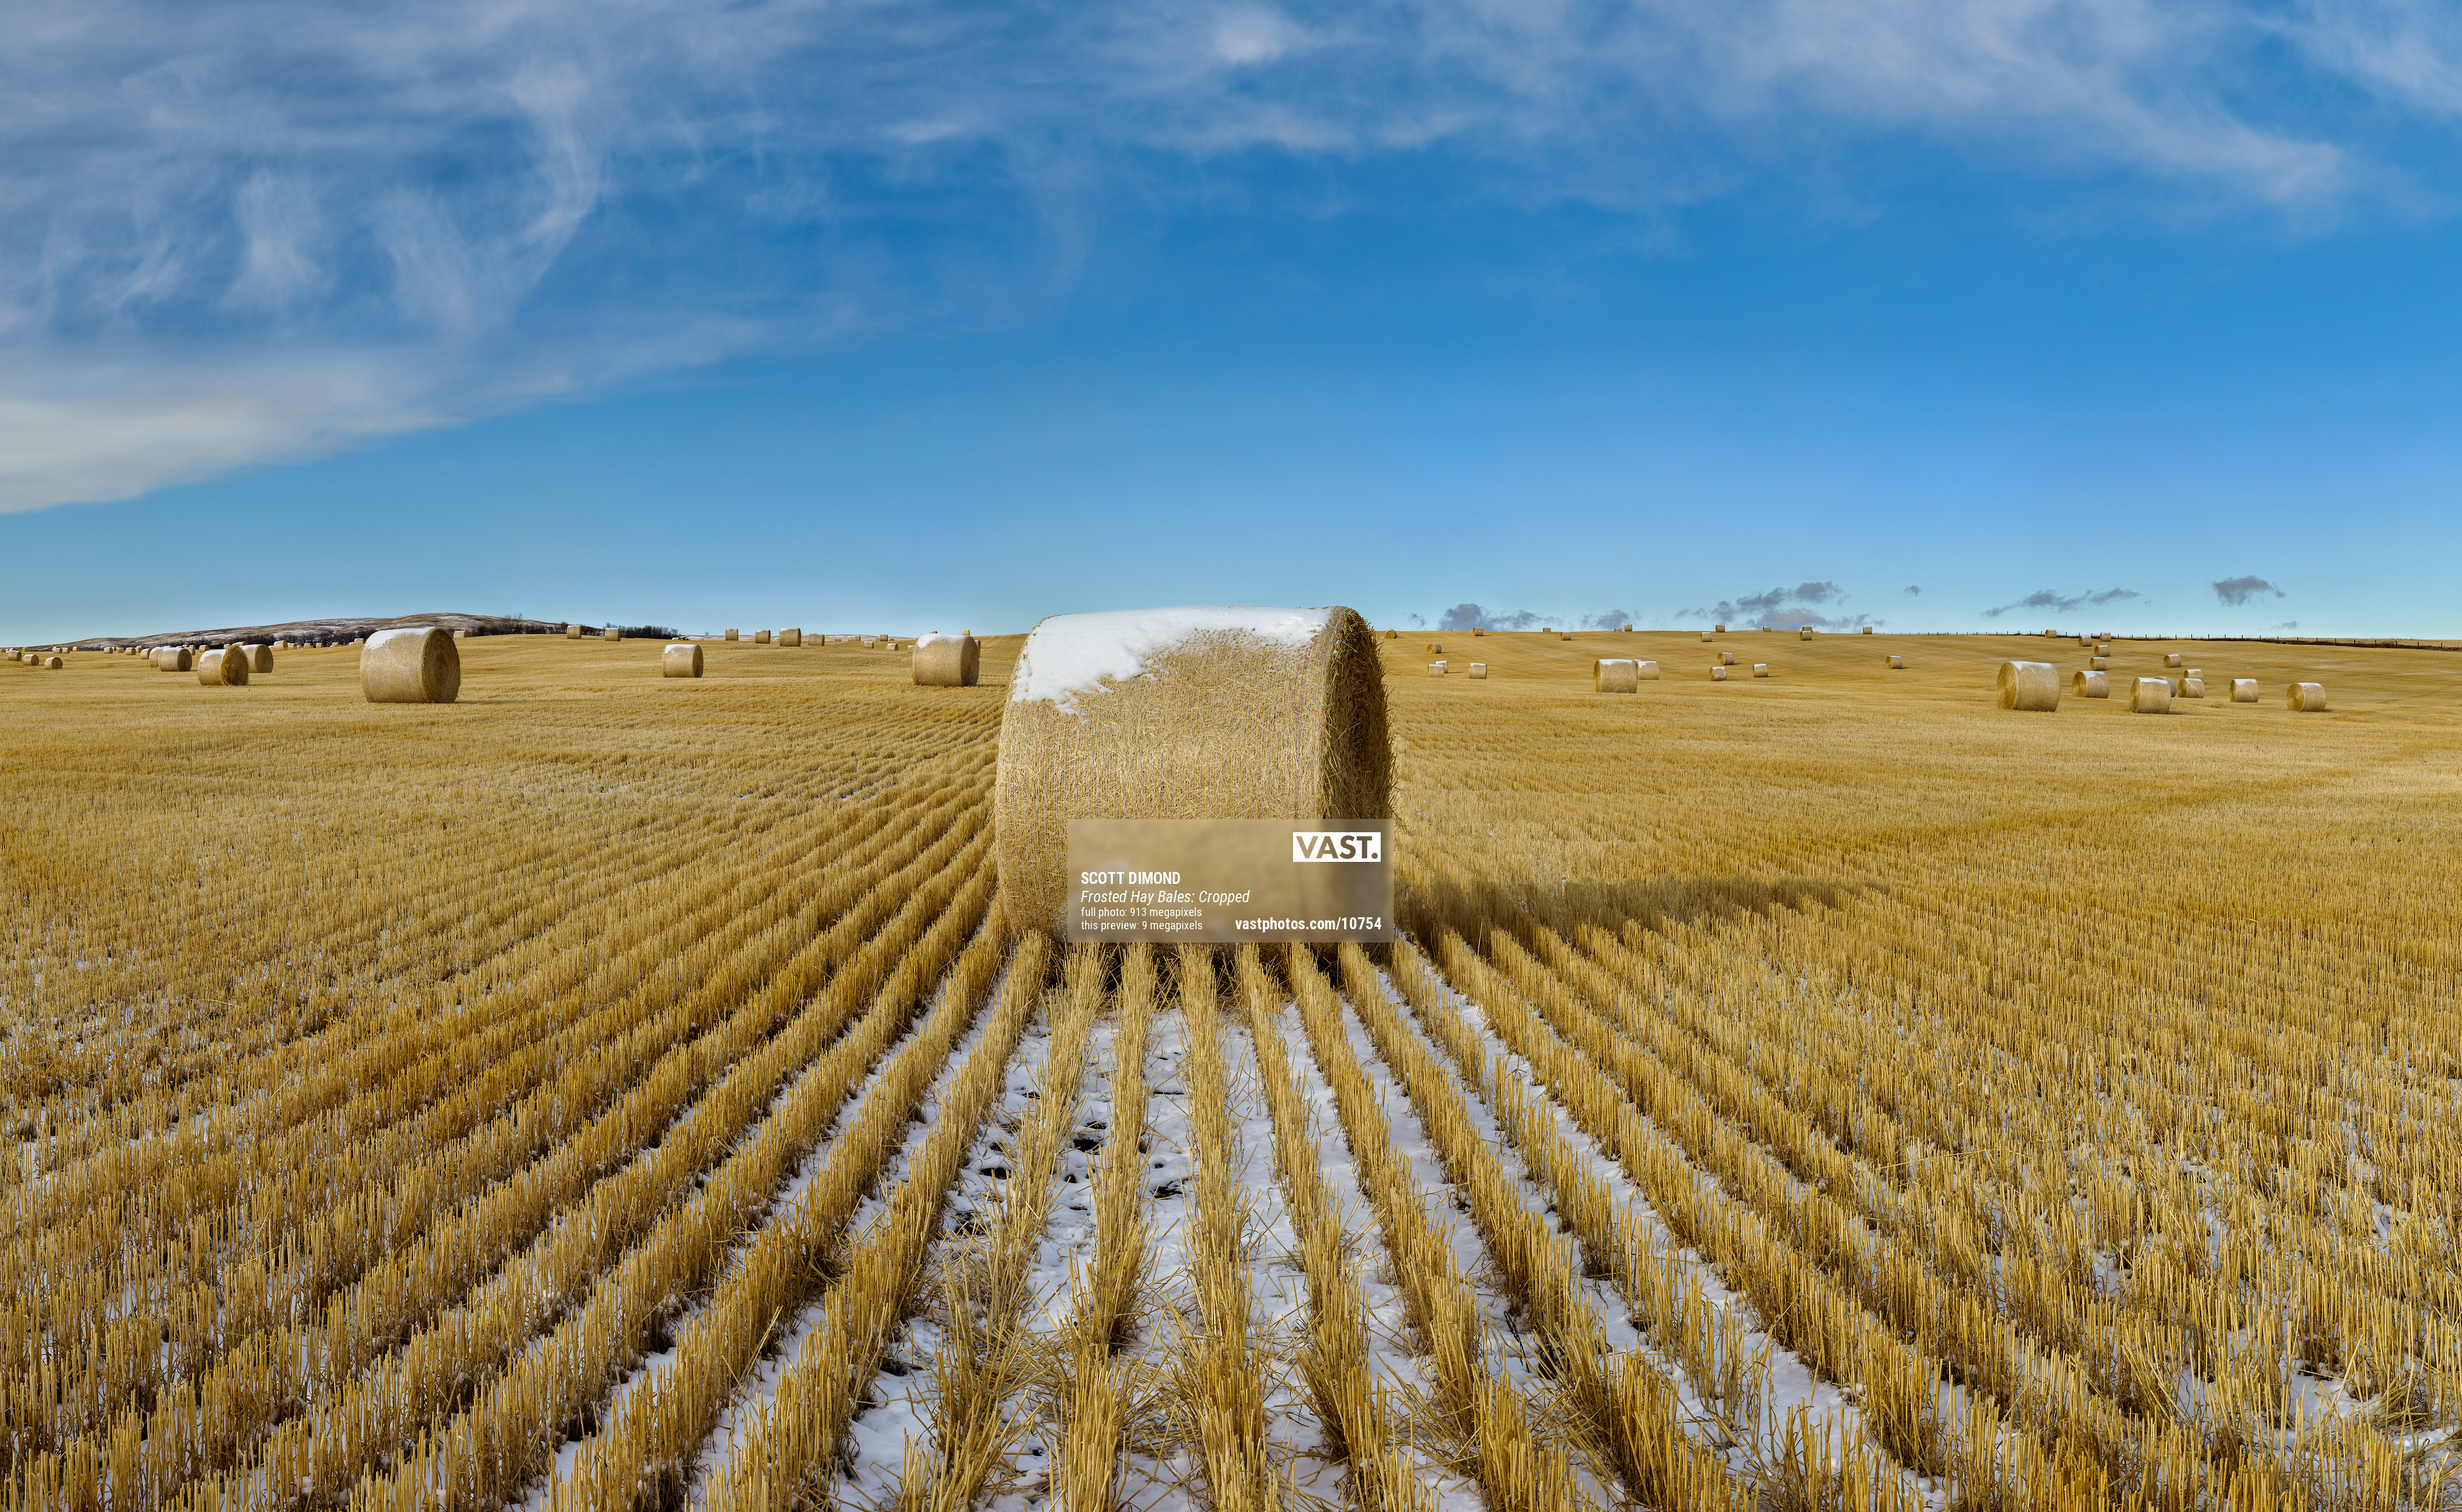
[
  {"x1": 725, "y1": 629, "x2": 739, "y2": 641},
  {"x1": 2185, "y1": 667, "x2": 2201, "y2": 679},
  {"x1": 1752, "y1": 663, "x2": 1769, "y2": 677},
  {"x1": 662, "y1": 643, "x2": 705, "y2": 679},
  {"x1": 1469, "y1": 663, "x2": 1487, "y2": 679},
  {"x1": 2131, "y1": 677, "x2": 2171, "y2": 714},
  {"x1": 196, "y1": 650, "x2": 248, "y2": 687},
  {"x1": 754, "y1": 629, "x2": 771, "y2": 644},
  {"x1": 2165, "y1": 653, "x2": 2182, "y2": 668},
  {"x1": 42, "y1": 656, "x2": 62, "y2": 670},
  {"x1": 1718, "y1": 651, "x2": 1736, "y2": 665},
  {"x1": 994, "y1": 605, "x2": 1389, "y2": 937},
  {"x1": 152, "y1": 648, "x2": 192, "y2": 672},
  {"x1": 247, "y1": 644, "x2": 273, "y2": 673},
  {"x1": 2288, "y1": 682, "x2": 2328, "y2": 712},
  {"x1": 1887, "y1": 655, "x2": 1907, "y2": 670},
  {"x1": 780, "y1": 629, "x2": 802, "y2": 647},
  {"x1": 2233, "y1": 679, "x2": 2258, "y2": 702},
  {"x1": 565, "y1": 624, "x2": 581, "y2": 639},
  {"x1": 912, "y1": 633, "x2": 982, "y2": 687},
  {"x1": 2090, "y1": 656, "x2": 2110, "y2": 670},
  {"x1": 1429, "y1": 662, "x2": 1447, "y2": 677},
  {"x1": 1594, "y1": 658, "x2": 1638, "y2": 693},
  {"x1": 360, "y1": 627, "x2": 461, "y2": 704},
  {"x1": 2182, "y1": 677, "x2": 2205, "y2": 698},
  {"x1": 1997, "y1": 661, "x2": 2059, "y2": 712},
  {"x1": 2073, "y1": 670, "x2": 2109, "y2": 698}
]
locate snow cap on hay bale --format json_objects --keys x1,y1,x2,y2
[
  {"x1": 152, "y1": 648, "x2": 192, "y2": 672},
  {"x1": 1800, "y1": 627, "x2": 1814, "y2": 639},
  {"x1": 2072, "y1": 669, "x2": 2108, "y2": 698},
  {"x1": 1753, "y1": 663, "x2": 1770, "y2": 677},
  {"x1": 1711, "y1": 665, "x2": 1729, "y2": 680},
  {"x1": 663, "y1": 643, "x2": 704, "y2": 679},
  {"x1": 1637, "y1": 660, "x2": 1660, "y2": 679},
  {"x1": 1719, "y1": 651, "x2": 1736, "y2": 665},
  {"x1": 2232, "y1": 679, "x2": 2258, "y2": 702},
  {"x1": 2165, "y1": 653, "x2": 2182, "y2": 668},
  {"x1": 2095, "y1": 643, "x2": 2110, "y2": 654},
  {"x1": 246, "y1": 645, "x2": 272, "y2": 673},
  {"x1": 1594, "y1": 658, "x2": 1638, "y2": 692},
  {"x1": 754, "y1": 629, "x2": 771, "y2": 644},
  {"x1": 2130, "y1": 677, "x2": 2171, "y2": 714},
  {"x1": 1469, "y1": 662, "x2": 1488, "y2": 679},
  {"x1": 564, "y1": 624, "x2": 581, "y2": 639},
  {"x1": 780, "y1": 628, "x2": 802, "y2": 647},
  {"x1": 2288, "y1": 682, "x2": 2328, "y2": 712},
  {"x1": 1429, "y1": 662, "x2": 1447, "y2": 676},
  {"x1": 994, "y1": 605, "x2": 1389, "y2": 937},
  {"x1": 2181, "y1": 677, "x2": 2206, "y2": 698},
  {"x1": 196, "y1": 650, "x2": 248, "y2": 686},
  {"x1": 1997, "y1": 660, "x2": 2059, "y2": 711},
  {"x1": 913, "y1": 632, "x2": 982, "y2": 687},
  {"x1": 361, "y1": 627, "x2": 461, "y2": 704},
  {"x1": 1888, "y1": 655, "x2": 1907, "y2": 670}
]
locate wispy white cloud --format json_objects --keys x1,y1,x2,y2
[{"x1": 1, "y1": 0, "x2": 2454, "y2": 510}]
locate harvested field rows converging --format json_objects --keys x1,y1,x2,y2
[{"x1": 4, "y1": 630, "x2": 2460, "y2": 1509}]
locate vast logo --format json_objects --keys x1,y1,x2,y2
[{"x1": 1292, "y1": 831, "x2": 1383, "y2": 862}]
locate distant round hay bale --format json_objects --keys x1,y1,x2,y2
[
  {"x1": 1429, "y1": 662, "x2": 1447, "y2": 677},
  {"x1": 361, "y1": 627, "x2": 461, "y2": 704},
  {"x1": 196, "y1": 650, "x2": 248, "y2": 687},
  {"x1": 1800, "y1": 627, "x2": 1814, "y2": 639},
  {"x1": 663, "y1": 643, "x2": 705, "y2": 679},
  {"x1": 1701, "y1": 631, "x2": 1713, "y2": 643},
  {"x1": 2072, "y1": 670, "x2": 2108, "y2": 697},
  {"x1": 2288, "y1": 682, "x2": 2328, "y2": 712},
  {"x1": 1637, "y1": 661, "x2": 1660, "y2": 679},
  {"x1": 859, "y1": 636, "x2": 873, "y2": 648},
  {"x1": 42, "y1": 656, "x2": 62, "y2": 670},
  {"x1": 2164, "y1": 653, "x2": 2182, "y2": 668},
  {"x1": 603, "y1": 627, "x2": 621, "y2": 641},
  {"x1": 2130, "y1": 677, "x2": 2171, "y2": 714},
  {"x1": 2181, "y1": 677, "x2": 2206, "y2": 698},
  {"x1": 994, "y1": 605, "x2": 1389, "y2": 937},
  {"x1": 2231, "y1": 679, "x2": 2258, "y2": 702},
  {"x1": 1718, "y1": 651, "x2": 1736, "y2": 665},
  {"x1": 1713, "y1": 624, "x2": 1725, "y2": 634},
  {"x1": 152, "y1": 648, "x2": 192, "y2": 673},
  {"x1": 1472, "y1": 627, "x2": 1485, "y2": 636},
  {"x1": 1997, "y1": 661, "x2": 2059, "y2": 711},
  {"x1": 2095, "y1": 643, "x2": 2109, "y2": 655},
  {"x1": 1862, "y1": 626, "x2": 1873, "y2": 634},
  {"x1": 1469, "y1": 662, "x2": 1488, "y2": 679},
  {"x1": 725, "y1": 628, "x2": 739, "y2": 641},
  {"x1": 1888, "y1": 655, "x2": 1907, "y2": 670},
  {"x1": 755, "y1": 630, "x2": 772, "y2": 644},
  {"x1": 780, "y1": 628, "x2": 803, "y2": 648},
  {"x1": 246, "y1": 644, "x2": 273, "y2": 673},
  {"x1": 2089, "y1": 656, "x2": 2109, "y2": 670},
  {"x1": 565, "y1": 624, "x2": 581, "y2": 639},
  {"x1": 912, "y1": 632, "x2": 982, "y2": 687},
  {"x1": 1595, "y1": 658, "x2": 1638, "y2": 692},
  {"x1": 1384, "y1": 629, "x2": 1396, "y2": 639},
  {"x1": 1752, "y1": 663, "x2": 1769, "y2": 677},
  {"x1": 1428, "y1": 642, "x2": 1442, "y2": 653},
  {"x1": 1712, "y1": 666, "x2": 1731, "y2": 681},
  {"x1": 1559, "y1": 631, "x2": 1571, "y2": 641}
]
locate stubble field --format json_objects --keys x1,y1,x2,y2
[{"x1": 4, "y1": 627, "x2": 2459, "y2": 1511}]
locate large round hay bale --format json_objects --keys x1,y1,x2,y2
[
  {"x1": 153, "y1": 648, "x2": 193, "y2": 673},
  {"x1": 1997, "y1": 661, "x2": 2059, "y2": 711},
  {"x1": 42, "y1": 656, "x2": 62, "y2": 670},
  {"x1": 2232, "y1": 679, "x2": 2258, "y2": 702},
  {"x1": 755, "y1": 629, "x2": 771, "y2": 644},
  {"x1": 1469, "y1": 663, "x2": 1488, "y2": 679},
  {"x1": 1594, "y1": 658, "x2": 1638, "y2": 692},
  {"x1": 603, "y1": 627, "x2": 621, "y2": 641},
  {"x1": 1888, "y1": 655, "x2": 1907, "y2": 670},
  {"x1": 2072, "y1": 670, "x2": 2108, "y2": 697},
  {"x1": 2089, "y1": 656, "x2": 2110, "y2": 671},
  {"x1": 912, "y1": 632, "x2": 982, "y2": 687},
  {"x1": 246, "y1": 644, "x2": 273, "y2": 673},
  {"x1": 2288, "y1": 682, "x2": 2328, "y2": 712},
  {"x1": 361, "y1": 627, "x2": 461, "y2": 704},
  {"x1": 780, "y1": 628, "x2": 803, "y2": 648},
  {"x1": 2130, "y1": 677, "x2": 2171, "y2": 714},
  {"x1": 565, "y1": 624, "x2": 581, "y2": 639},
  {"x1": 663, "y1": 643, "x2": 704, "y2": 679},
  {"x1": 994, "y1": 605, "x2": 1389, "y2": 937},
  {"x1": 2164, "y1": 653, "x2": 2182, "y2": 668},
  {"x1": 1752, "y1": 663, "x2": 1770, "y2": 677},
  {"x1": 196, "y1": 650, "x2": 248, "y2": 686},
  {"x1": 2181, "y1": 677, "x2": 2206, "y2": 698},
  {"x1": 1717, "y1": 650, "x2": 1735, "y2": 665}
]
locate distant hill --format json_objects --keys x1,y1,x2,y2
[{"x1": 71, "y1": 614, "x2": 575, "y2": 650}]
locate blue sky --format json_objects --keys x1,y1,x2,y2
[{"x1": 6, "y1": 0, "x2": 2462, "y2": 641}]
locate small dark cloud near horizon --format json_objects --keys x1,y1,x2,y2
[
  {"x1": 1904, "y1": 585, "x2": 1922, "y2": 595},
  {"x1": 1582, "y1": 609, "x2": 1634, "y2": 631},
  {"x1": 1437, "y1": 603, "x2": 1542, "y2": 632},
  {"x1": 2265, "y1": 620, "x2": 2301, "y2": 633},
  {"x1": 1678, "y1": 581, "x2": 1871, "y2": 631},
  {"x1": 1982, "y1": 587, "x2": 2141, "y2": 619},
  {"x1": 2212, "y1": 575, "x2": 2286, "y2": 607}
]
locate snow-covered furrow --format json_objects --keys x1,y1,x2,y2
[{"x1": 1107, "y1": 1007, "x2": 1203, "y2": 1511}]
